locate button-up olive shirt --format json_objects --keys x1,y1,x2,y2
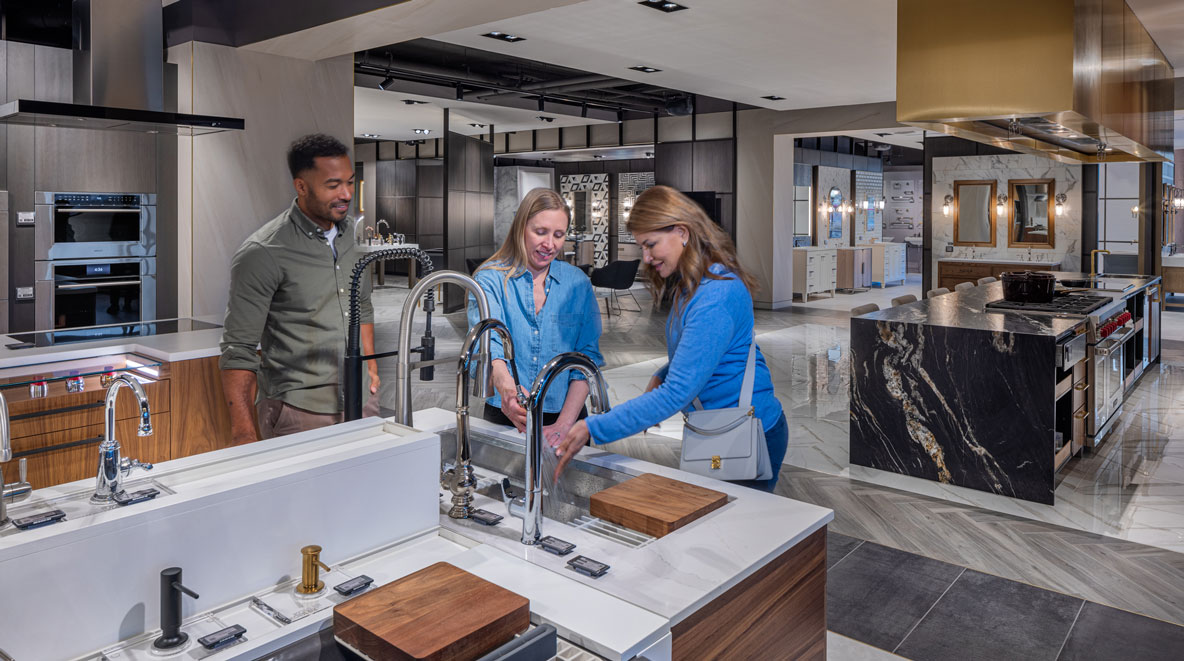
[{"x1": 219, "y1": 200, "x2": 373, "y2": 414}]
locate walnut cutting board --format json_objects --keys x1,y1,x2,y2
[
  {"x1": 589, "y1": 473, "x2": 728, "y2": 537},
  {"x1": 333, "y1": 562, "x2": 529, "y2": 661}
]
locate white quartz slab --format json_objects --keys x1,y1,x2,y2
[
  {"x1": 1162, "y1": 254, "x2": 1184, "y2": 268},
  {"x1": 413, "y1": 408, "x2": 834, "y2": 625},
  {"x1": 937, "y1": 257, "x2": 1063, "y2": 266},
  {"x1": 0, "y1": 327, "x2": 223, "y2": 369}
]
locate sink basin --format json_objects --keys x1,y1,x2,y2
[{"x1": 439, "y1": 430, "x2": 632, "y2": 526}]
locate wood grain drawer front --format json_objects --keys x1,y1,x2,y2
[
  {"x1": 8, "y1": 379, "x2": 169, "y2": 439},
  {"x1": 940, "y1": 262, "x2": 982, "y2": 276},
  {"x1": 2, "y1": 412, "x2": 172, "y2": 489}
]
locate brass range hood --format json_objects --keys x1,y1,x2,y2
[{"x1": 897, "y1": 0, "x2": 1174, "y2": 164}]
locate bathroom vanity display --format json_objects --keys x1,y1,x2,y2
[{"x1": 0, "y1": 409, "x2": 832, "y2": 660}]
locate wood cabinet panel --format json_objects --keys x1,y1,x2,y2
[
  {"x1": 1162, "y1": 266, "x2": 1184, "y2": 294},
  {"x1": 672, "y1": 527, "x2": 826, "y2": 660},
  {"x1": 8, "y1": 379, "x2": 169, "y2": 439},
  {"x1": 169, "y1": 356, "x2": 234, "y2": 459},
  {"x1": 2, "y1": 413, "x2": 171, "y2": 489}
]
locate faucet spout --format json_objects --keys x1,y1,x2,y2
[
  {"x1": 91, "y1": 374, "x2": 154, "y2": 503},
  {"x1": 514, "y1": 352, "x2": 610, "y2": 545},
  {"x1": 448, "y1": 318, "x2": 521, "y2": 519}
]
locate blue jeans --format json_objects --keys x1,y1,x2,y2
[{"x1": 731, "y1": 412, "x2": 788, "y2": 493}]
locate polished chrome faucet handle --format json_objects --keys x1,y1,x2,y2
[
  {"x1": 501, "y1": 478, "x2": 525, "y2": 520},
  {"x1": 121, "y1": 458, "x2": 153, "y2": 474},
  {"x1": 0, "y1": 390, "x2": 10, "y2": 464}
]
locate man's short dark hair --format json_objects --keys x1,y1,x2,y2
[{"x1": 287, "y1": 133, "x2": 349, "y2": 178}]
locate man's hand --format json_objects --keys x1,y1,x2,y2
[
  {"x1": 554, "y1": 420, "x2": 591, "y2": 483},
  {"x1": 368, "y1": 364, "x2": 381, "y2": 394}
]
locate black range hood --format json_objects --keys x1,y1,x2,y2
[{"x1": 0, "y1": 98, "x2": 243, "y2": 136}]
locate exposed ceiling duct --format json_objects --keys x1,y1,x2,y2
[{"x1": 897, "y1": 0, "x2": 1174, "y2": 164}]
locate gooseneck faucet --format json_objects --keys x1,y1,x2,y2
[
  {"x1": 447, "y1": 318, "x2": 522, "y2": 519},
  {"x1": 506, "y1": 352, "x2": 610, "y2": 545},
  {"x1": 91, "y1": 374, "x2": 154, "y2": 503},
  {"x1": 392, "y1": 270, "x2": 493, "y2": 427}
]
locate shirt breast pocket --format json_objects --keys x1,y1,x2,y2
[{"x1": 548, "y1": 315, "x2": 583, "y2": 355}]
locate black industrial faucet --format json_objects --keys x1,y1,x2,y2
[
  {"x1": 344, "y1": 247, "x2": 436, "y2": 421},
  {"x1": 153, "y1": 567, "x2": 200, "y2": 650}
]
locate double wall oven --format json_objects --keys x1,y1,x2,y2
[{"x1": 33, "y1": 192, "x2": 156, "y2": 331}]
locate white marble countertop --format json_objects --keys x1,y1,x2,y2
[
  {"x1": 938, "y1": 257, "x2": 1063, "y2": 265},
  {"x1": 1162, "y1": 254, "x2": 1184, "y2": 268},
  {"x1": 413, "y1": 408, "x2": 834, "y2": 627},
  {"x1": 0, "y1": 325, "x2": 223, "y2": 369}
]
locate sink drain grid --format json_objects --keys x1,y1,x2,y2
[{"x1": 567, "y1": 514, "x2": 656, "y2": 550}]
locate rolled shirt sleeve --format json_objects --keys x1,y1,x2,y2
[
  {"x1": 568, "y1": 277, "x2": 604, "y2": 383},
  {"x1": 220, "y1": 241, "x2": 281, "y2": 373},
  {"x1": 468, "y1": 268, "x2": 507, "y2": 362}
]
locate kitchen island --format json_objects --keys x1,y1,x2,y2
[
  {"x1": 849, "y1": 273, "x2": 1161, "y2": 505},
  {"x1": 0, "y1": 409, "x2": 832, "y2": 660}
]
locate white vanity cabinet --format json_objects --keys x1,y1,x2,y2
[
  {"x1": 867, "y1": 242, "x2": 907, "y2": 287},
  {"x1": 792, "y1": 247, "x2": 837, "y2": 301}
]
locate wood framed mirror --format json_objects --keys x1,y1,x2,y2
[
  {"x1": 1007, "y1": 178, "x2": 1055, "y2": 249},
  {"x1": 953, "y1": 180, "x2": 996, "y2": 246}
]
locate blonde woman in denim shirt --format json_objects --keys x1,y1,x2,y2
[
  {"x1": 554, "y1": 186, "x2": 787, "y2": 492},
  {"x1": 467, "y1": 188, "x2": 604, "y2": 445}
]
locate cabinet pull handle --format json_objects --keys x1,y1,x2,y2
[
  {"x1": 1074, "y1": 410, "x2": 1089, "y2": 420},
  {"x1": 13, "y1": 434, "x2": 105, "y2": 458},
  {"x1": 10, "y1": 400, "x2": 104, "y2": 421},
  {"x1": 1073, "y1": 382, "x2": 1088, "y2": 391}
]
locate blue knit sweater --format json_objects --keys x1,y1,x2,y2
[{"x1": 586, "y1": 264, "x2": 782, "y2": 443}]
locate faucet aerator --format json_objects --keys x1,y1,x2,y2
[{"x1": 138, "y1": 426, "x2": 153, "y2": 437}]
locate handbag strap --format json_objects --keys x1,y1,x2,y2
[{"x1": 692, "y1": 341, "x2": 758, "y2": 411}]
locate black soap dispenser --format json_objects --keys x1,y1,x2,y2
[{"x1": 153, "y1": 567, "x2": 200, "y2": 650}]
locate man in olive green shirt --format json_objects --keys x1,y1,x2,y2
[{"x1": 220, "y1": 134, "x2": 380, "y2": 444}]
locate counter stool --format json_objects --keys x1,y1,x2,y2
[
  {"x1": 954, "y1": 281, "x2": 976, "y2": 292},
  {"x1": 891, "y1": 294, "x2": 918, "y2": 307},
  {"x1": 851, "y1": 303, "x2": 880, "y2": 316},
  {"x1": 926, "y1": 287, "x2": 951, "y2": 299},
  {"x1": 977, "y1": 276, "x2": 998, "y2": 285}
]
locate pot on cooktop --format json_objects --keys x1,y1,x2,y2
[{"x1": 1001, "y1": 271, "x2": 1056, "y2": 303}]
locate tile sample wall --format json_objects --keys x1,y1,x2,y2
[
  {"x1": 560, "y1": 173, "x2": 609, "y2": 266},
  {"x1": 852, "y1": 170, "x2": 883, "y2": 245},
  {"x1": 931, "y1": 154, "x2": 1082, "y2": 283},
  {"x1": 814, "y1": 165, "x2": 851, "y2": 248},
  {"x1": 882, "y1": 167, "x2": 922, "y2": 242},
  {"x1": 616, "y1": 171, "x2": 654, "y2": 244}
]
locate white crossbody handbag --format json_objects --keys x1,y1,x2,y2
[{"x1": 679, "y1": 343, "x2": 773, "y2": 481}]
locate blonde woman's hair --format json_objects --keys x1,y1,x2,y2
[
  {"x1": 480, "y1": 188, "x2": 570, "y2": 281},
  {"x1": 625, "y1": 185, "x2": 757, "y2": 306}
]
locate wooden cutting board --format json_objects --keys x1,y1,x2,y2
[
  {"x1": 589, "y1": 472, "x2": 728, "y2": 538},
  {"x1": 333, "y1": 562, "x2": 529, "y2": 661}
]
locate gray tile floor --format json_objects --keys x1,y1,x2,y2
[{"x1": 367, "y1": 274, "x2": 1184, "y2": 654}]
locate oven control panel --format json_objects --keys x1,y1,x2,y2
[{"x1": 52, "y1": 193, "x2": 144, "y2": 208}]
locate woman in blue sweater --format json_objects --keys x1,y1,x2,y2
[{"x1": 555, "y1": 185, "x2": 787, "y2": 492}]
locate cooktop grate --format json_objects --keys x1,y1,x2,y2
[{"x1": 984, "y1": 293, "x2": 1112, "y2": 315}]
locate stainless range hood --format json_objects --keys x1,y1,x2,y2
[
  {"x1": 897, "y1": 0, "x2": 1173, "y2": 164},
  {"x1": 0, "y1": 0, "x2": 243, "y2": 136}
]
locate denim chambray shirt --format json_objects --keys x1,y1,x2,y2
[{"x1": 467, "y1": 260, "x2": 604, "y2": 414}]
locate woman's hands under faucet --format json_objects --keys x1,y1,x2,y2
[{"x1": 554, "y1": 419, "x2": 591, "y2": 483}]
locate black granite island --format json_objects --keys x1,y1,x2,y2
[{"x1": 849, "y1": 275, "x2": 1160, "y2": 505}]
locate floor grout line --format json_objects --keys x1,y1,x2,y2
[
  {"x1": 1054, "y1": 600, "x2": 1087, "y2": 661},
  {"x1": 825, "y1": 539, "x2": 865, "y2": 572},
  {"x1": 891, "y1": 566, "x2": 967, "y2": 655}
]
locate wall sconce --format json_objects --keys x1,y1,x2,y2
[
  {"x1": 1054, "y1": 193, "x2": 1067, "y2": 217},
  {"x1": 1131, "y1": 204, "x2": 1140, "y2": 219},
  {"x1": 996, "y1": 193, "x2": 1008, "y2": 216},
  {"x1": 877, "y1": 197, "x2": 886, "y2": 211},
  {"x1": 861, "y1": 200, "x2": 870, "y2": 211},
  {"x1": 942, "y1": 194, "x2": 953, "y2": 217}
]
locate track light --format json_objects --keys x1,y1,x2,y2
[{"x1": 378, "y1": 77, "x2": 395, "y2": 90}]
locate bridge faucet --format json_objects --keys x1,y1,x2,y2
[
  {"x1": 505, "y1": 352, "x2": 610, "y2": 545},
  {"x1": 392, "y1": 270, "x2": 493, "y2": 427},
  {"x1": 90, "y1": 374, "x2": 154, "y2": 503},
  {"x1": 447, "y1": 318, "x2": 522, "y2": 519}
]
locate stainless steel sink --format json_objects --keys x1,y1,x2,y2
[{"x1": 439, "y1": 430, "x2": 632, "y2": 526}]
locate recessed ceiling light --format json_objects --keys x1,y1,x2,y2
[
  {"x1": 378, "y1": 77, "x2": 395, "y2": 90},
  {"x1": 413, "y1": 128, "x2": 432, "y2": 134},
  {"x1": 762, "y1": 95, "x2": 785, "y2": 101},
  {"x1": 469, "y1": 123, "x2": 486, "y2": 129},
  {"x1": 537, "y1": 116, "x2": 555, "y2": 123},
  {"x1": 638, "y1": 0, "x2": 688, "y2": 13},
  {"x1": 629, "y1": 65, "x2": 661, "y2": 73},
  {"x1": 361, "y1": 133, "x2": 380, "y2": 138},
  {"x1": 592, "y1": 154, "x2": 604, "y2": 159},
  {"x1": 402, "y1": 99, "x2": 427, "y2": 105},
  {"x1": 483, "y1": 31, "x2": 525, "y2": 43}
]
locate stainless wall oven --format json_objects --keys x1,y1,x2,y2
[
  {"x1": 35, "y1": 191, "x2": 156, "y2": 260},
  {"x1": 34, "y1": 257, "x2": 156, "y2": 331}
]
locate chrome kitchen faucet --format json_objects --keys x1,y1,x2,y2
[
  {"x1": 448, "y1": 318, "x2": 522, "y2": 519},
  {"x1": 90, "y1": 374, "x2": 154, "y2": 503},
  {"x1": 504, "y1": 352, "x2": 610, "y2": 545}
]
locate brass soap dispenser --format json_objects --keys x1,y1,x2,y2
[{"x1": 297, "y1": 545, "x2": 331, "y2": 594}]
